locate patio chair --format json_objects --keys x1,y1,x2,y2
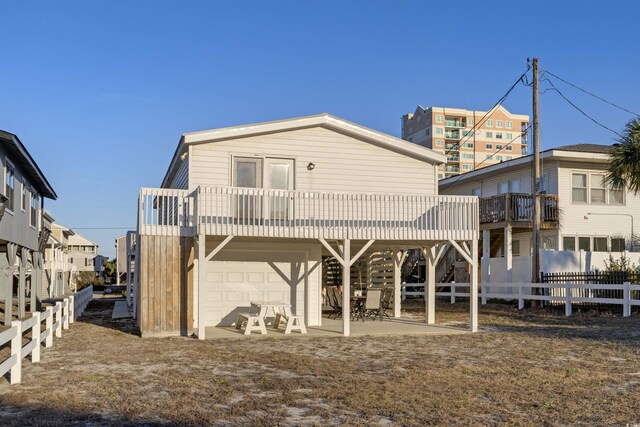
[
  {"x1": 327, "y1": 287, "x2": 342, "y2": 319},
  {"x1": 380, "y1": 287, "x2": 393, "y2": 320},
  {"x1": 362, "y1": 289, "x2": 383, "y2": 322}
]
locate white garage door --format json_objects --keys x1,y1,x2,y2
[{"x1": 203, "y1": 260, "x2": 293, "y2": 326}]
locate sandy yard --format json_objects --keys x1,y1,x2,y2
[{"x1": 1, "y1": 298, "x2": 639, "y2": 426}]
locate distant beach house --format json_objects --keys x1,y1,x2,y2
[
  {"x1": 438, "y1": 144, "x2": 640, "y2": 283},
  {"x1": 0, "y1": 130, "x2": 57, "y2": 325},
  {"x1": 132, "y1": 114, "x2": 480, "y2": 338}
]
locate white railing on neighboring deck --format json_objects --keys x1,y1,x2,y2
[
  {"x1": 401, "y1": 282, "x2": 640, "y2": 317},
  {"x1": 138, "y1": 186, "x2": 479, "y2": 241},
  {"x1": 0, "y1": 287, "x2": 93, "y2": 385}
]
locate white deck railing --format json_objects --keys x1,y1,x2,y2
[{"x1": 138, "y1": 186, "x2": 479, "y2": 241}]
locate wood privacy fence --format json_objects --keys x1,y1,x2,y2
[
  {"x1": 401, "y1": 282, "x2": 640, "y2": 317},
  {"x1": 0, "y1": 285, "x2": 93, "y2": 385}
]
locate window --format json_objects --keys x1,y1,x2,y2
[
  {"x1": 486, "y1": 132, "x2": 493, "y2": 138},
  {"x1": 462, "y1": 153, "x2": 474, "y2": 159},
  {"x1": 69, "y1": 257, "x2": 74, "y2": 264},
  {"x1": 435, "y1": 140, "x2": 443, "y2": 146},
  {"x1": 506, "y1": 133, "x2": 513, "y2": 140},
  {"x1": 485, "y1": 154, "x2": 493, "y2": 160},
  {"x1": 472, "y1": 187, "x2": 481, "y2": 197},
  {"x1": 572, "y1": 173, "x2": 587, "y2": 203},
  {"x1": 462, "y1": 164, "x2": 473, "y2": 170},
  {"x1": 463, "y1": 130, "x2": 472, "y2": 137},
  {"x1": 436, "y1": 115, "x2": 443, "y2": 123},
  {"x1": 233, "y1": 157, "x2": 263, "y2": 188},
  {"x1": 438, "y1": 173, "x2": 444, "y2": 179},
  {"x1": 543, "y1": 236, "x2": 557, "y2": 250},
  {"x1": 506, "y1": 145, "x2": 513, "y2": 151},
  {"x1": 506, "y1": 156, "x2": 512, "y2": 160},
  {"x1": 495, "y1": 133, "x2": 503, "y2": 139},
  {"x1": 468, "y1": 119, "x2": 474, "y2": 126},
  {"x1": 30, "y1": 194, "x2": 38, "y2": 227},
  {"x1": 512, "y1": 240, "x2": 521, "y2": 256},
  {"x1": 593, "y1": 237, "x2": 608, "y2": 252},
  {"x1": 563, "y1": 237, "x2": 575, "y2": 251},
  {"x1": 540, "y1": 173, "x2": 549, "y2": 193},
  {"x1": 508, "y1": 179, "x2": 520, "y2": 193},
  {"x1": 611, "y1": 238, "x2": 625, "y2": 252},
  {"x1": 495, "y1": 155, "x2": 503, "y2": 162},
  {"x1": 496, "y1": 120, "x2": 503, "y2": 128},
  {"x1": 465, "y1": 142, "x2": 474, "y2": 148},
  {"x1": 610, "y1": 182, "x2": 624, "y2": 205},
  {"x1": 506, "y1": 121, "x2": 513, "y2": 129},
  {"x1": 496, "y1": 144, "x2": 503, "y2": 150},
  {"x1": 590, "y1": 174, "x2": 606, "y2": 204},
  {"x1": 426, "y1": 128, "x2": 430, "y2": 136},
  {"x1": 578, "y1": 237, "x2": 591, "y2": 251},
  {"x1": 435, "y1": 127, "x2": 443, "y2": 135},
  {"x1": 21, "y1": 185, "x2": 27, "y2": 211},
  {"x1": 498, "y1": 182, "x2": 508, "y2": 194},
  {"x1": 5, "y1": 165, "x2": 14, "y2": 211},
  {"x1": 485, "y1": 143, "x2": 493, "y2": 150},
  {"x1": 486, "y1": 119, "x2": 493, "y2": 127}
]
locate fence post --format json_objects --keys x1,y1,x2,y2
[
  {"x1": 69, "y1": 295, "x2": 75, "y2": 323},
  {"x1": 623, "y1": 281, "x2": 631, "y2": 317},
  {"x1": 565, "y1": 283, "x2": 572, "y2": 317},
  {"x1": 518, "y1": 284, "x2": 524, "y2": 310},
  {"x1": 401, "y1": 285, "x2": 406, "y2": 301},
  {"x1": 45, "y1": 306, "x2": 53, "y2": 347},
  {"x1": 450, "y1": 284, "x2": 456, "y2": 304},
  {"x1": 55, "y1": 301, "x2": 62, "y2": 338},
  {"x1": 63, "y1": 298, "x2": 69, "y2": 330},
  {"x1": 10, "y1": 320, "x2": 22, "y2": 384},
  {"x1": 481, "y1": 284, "x2": 487, "y2": 305},
  {"x1": 31, "y1": 311, "x2": 41, "y2": 363}
]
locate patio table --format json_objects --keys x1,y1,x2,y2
[{"x1": 250, "y1": 301, "x2": 292, "y2": 323}]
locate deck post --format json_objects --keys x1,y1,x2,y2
[
  {"x1": 424, "y1": 246, "x2": 436, "y2": 325},
  {"x1": 197, "y1": 234, "x2": 206, "y2": 340},
  {"x1": 392, "y1": 249, "x2": 403, "y2": 318},
  {"x1": 481, "y1": 229, "x2": 490, "y2": 303},
  {"x1": 470, "y1": 238, "x2": 479, "y2": 332},
  {"x1": 504, "y1": 225, "x2": 512, "y2": 283},
  {"x1": 18, "y1": 248, "x2": 26, "y2": 319},
  {"x1": 342, "y1": 239, "x2": 350, "y2": 337}
]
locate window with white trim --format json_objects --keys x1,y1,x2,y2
[
  {"x1": 486, "y1": 119, "x2": 493, "y2": 127},
  {"x1": 5, "y1": 165, "x2": 14, "y2": 211},
  {"x1": 572, "y1": 173, "x2": 587, "y2": 203},
  {"x1": 435, "y1": 127, "x2": 443, "y2": 135},
  {"x1": 30, "y1": 193, "x2": 38, "y2": 227},
  {"x1": 436, "y1": 115, "x2": 443, "y2": 123},
  {"x1": 21, "y1": 184, "x2": 27, "y2": 211},
  {"x1": 506, "y1": 121, "x2": 513, "y2": 129},
  {"x1": 486, "y1": 132, "x2": 493, "y2": 138},
  {"x1": 496, "y1": 120, "x2": 503, "y2": 128}
]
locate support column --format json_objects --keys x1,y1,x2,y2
[
  {"x1": 196, "y1": 234, "x2": 206, "y2": 340},
  {"x1": 470, "y1": 238, "x2": 479, "y2": 332},
  {"x1": 392, "y1": 249, "x2": 403, "y2": 318},
  {"x1": 482, "y1": 230, "x2": 490, "y2": 284},
  {"x1": 424, "y1": 246, "x2": 436, "y2": 325},
  {"x1": 18, "y1": 248, "x2": 26, "y2": 319},
  {"x1": 341, "y1": 239, "x2": 351, "y2": 337},
  {"x1": 1, "y1": 266, "x2": 9, "y2": 326},
  {"x1": 504, "y1": 225, "x2": 513, "y2": 283}
]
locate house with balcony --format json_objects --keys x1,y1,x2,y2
[
  {"x1": 0, "y1": 130, "x2": 57, "y2": 325},
  {"x1": 42, "y1": 221, "x2": 77, "y2": 298},
  {"x1": 132, "y1": 113, "x2": 480, "y2": 338},
  {"x1": 67, "y1": 232, "x2": 104, "y2": 280},
  {"x1": 438, "y1": 143, "x2": 640, "y2": 284}
]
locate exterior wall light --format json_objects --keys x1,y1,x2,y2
[{"x1": 307, "y1": 162, "x2": 316, "y2": 171}]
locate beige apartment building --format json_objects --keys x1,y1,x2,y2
[{"x1": 401, "y1": 105, "x2": 530, "y2": 179}]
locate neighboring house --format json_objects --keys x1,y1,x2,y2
[
  {"x1": 67, "y1": 232, "x2": 103, "y2": 278},
  {"x1": 439, "y1": 143, "x2": 640, "y2": 283},
  {"x1": 0, "y1": 130, "x2": 58, "y2": 325},
  {"x1": 116, "y1": 231, "x2": 136, "y2": 306},
  {"x1": 133, "y1": 113, "x2": 480, "y2": 338},
  {"x1": 116, "y1": 235, "x2": 127, "y2": 284},
  {"x1": 42, "y1": 217, "x2": 73, "y2": 298},
  {"x1": 402, "y1": 105, "x2": 529, "y2": 179}
]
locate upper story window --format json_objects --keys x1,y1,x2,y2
[
  {"x1": 590, "y1": 174, "x2": 606, "y2": 204},
  {"x1": 506, "y1": 133, "x2": 513, "y2": 140},
  {"x1": 468, "y1": 119, "x2": 474, "y2": 126},
  {"x1": 495, "y1": 133, "x2": 503, "y2": 139},
  {"x1": 506, "y1": 121, "x2": 513, "y2": 129},
  {"x1": 435, "y1": 127, "x2": 443, "y2": 135},
  {"x1": 472, "y1": 187, "x2": 481, "y2": 197},
  {"x1": 5, "y1": 165, "x2": 15, "y2": 211},
  {"x1": 572, "y1": 172, "x2": 624, "y2": 205},
  {"x1": 496, "y1": 144, "x2": 503, "y2": 150},
  {"x1": 506, "y1": 145, "x2": 513, "y2": 151},
  {"x1": 465, "y1": 142, "x2": 474, "y2": 148},
  {"x1": 436, "y1": 115, "x2": 443, "y2": 123},
  {"x1": 486, "y1": 119, "x2": 493, "y2": 127},
  {"x1": 572, "y1": 173, "x2": 588, "y2": 203},
  {"x1": 22, "y1": 184, "x2": 27, "y2": 211},
  {"x1": 486, "y1": 143, "x2": 493, "y2": 149},
  {"x1": 425, "y1": 128, "x2": 430, "y2": 136},
  {"x1": 486, "y1": 132, "x2": 493, "y2": 138},
  {"x1": 496, "y1": 120, "x2": 503, "y2": 128},
  {"x1": 30, "y1": 193, "x2": 38, "y2": 227},
  {"x1": 435, "y1": 140, "x2": 443, "y2": 146}
]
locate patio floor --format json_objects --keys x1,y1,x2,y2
[{"x1": 204, "y1": 314, "x2": 470, "y2": 339}]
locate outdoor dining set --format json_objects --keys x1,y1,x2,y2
[{"x1": 325, "y1": 286, "x2": 394, "y2": 322}]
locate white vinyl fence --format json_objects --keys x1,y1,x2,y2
[
  {"x1": 401, "y1": 282, "x2": 640, "y2": 317},
  {"x1": 0, "y1": 285, "x2": 93, "y2": 385}
]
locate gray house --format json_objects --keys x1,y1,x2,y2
[{"x1": 0, "y1": 130, "x2": 57, "y2": 325}]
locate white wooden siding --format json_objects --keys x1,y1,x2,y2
[
  {"x1": 188, "y1": 127, "x2": 438, "y2": 196},
  {"x1": 167, "y1": 157, "x2": 189, "y2": 190}
]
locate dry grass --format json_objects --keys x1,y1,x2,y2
[{"x1": 1, "y1": 299, "x2": 639, "y2": 426}]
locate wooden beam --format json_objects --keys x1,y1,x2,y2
[
  {"x1": 349, "y1": 240, "x2": 375, "y2": 266},
  {"x1": 449, "y1": 240, "x2": 473, "y2": 265},
  {"x1": 205, "y1": 235, "x2": 234, "y2": 262},
  {"x1": 319, "y1": 238, "x2": 346, "y2": 266}
]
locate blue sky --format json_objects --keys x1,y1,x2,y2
[{"x1": 1, "y1": 0, "x2": 639, "y2": 258}]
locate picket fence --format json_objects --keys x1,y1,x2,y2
[
  {"x1": 0, "y1": 285, "x2": 93, "y2": 385},
  {"x1": 401, "y1": 282, "x2": 640, "y2": 317}
]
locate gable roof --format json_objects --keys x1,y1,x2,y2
[
  {"x1": 68, "y1": 231, "x2": 98, "y2": 247},
  {"x1": 161, "y1": 113, "x2": 446, "y2": 187},
  {"x1": 0, "y1": 130, "x2": 57, "y2": 200},
  {"x1": 439, "y1": 143, "x2": 613, "y2": 188}
]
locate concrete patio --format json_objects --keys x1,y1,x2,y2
[{"x1": 204, "y1": 314, "x2": 470, "y2": 339}]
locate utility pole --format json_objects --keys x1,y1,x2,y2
[{"x1": 531, "y1": 58, "x2": 542, "y2": 290}]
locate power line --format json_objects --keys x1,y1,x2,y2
[
  {"x1": 443, "y1": 69, "x2": 530, "y2": 156},
  {"x1": 541, "y1": 78, "x2": 624, "y2": 138},
  {"x1": 440, "y1": 124, "x2": 532, "y2": 192},
  {"x1": 540, "y1": 69, "x2": 640, "y2": 117},
  {"x1": 70, "y1": 227, "x2": 135, "y2": 230}
]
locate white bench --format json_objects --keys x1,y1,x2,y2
[
  {"x1": 235, "y1": 306, "x2": 267, "y2": 335},
  {"x1": 273, "y1": 306, "x2": 307, "y2": 334}
]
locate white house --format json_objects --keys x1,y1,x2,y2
[
  {"x1": 132, "y1": 114, "x2": 480, "y2": 338},
  {"x1": 439, "y1": 144, "x2": 640, "y2": 283}
]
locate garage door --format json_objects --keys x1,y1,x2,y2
[{"x1": 203, "y1": 260, "x2": 292, "y2": 326}]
